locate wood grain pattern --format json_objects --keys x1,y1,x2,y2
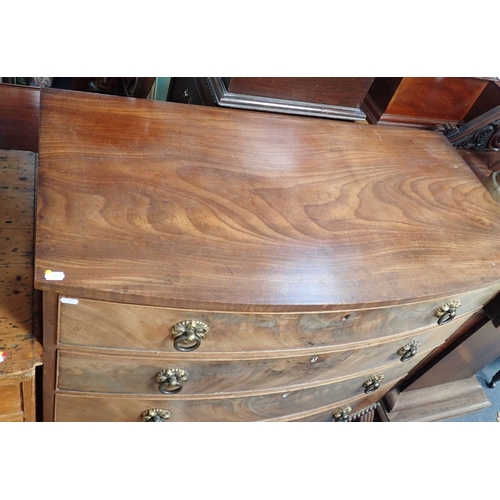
[
  {"x1": 363, "y1": 77, "x2": 490, "y2": 127},
  {"x1": 0, "y1": 85, "x2": 40, "y2": 152},
  {"x1": 56, "y1": 288, "x2": 495, "y2": 354},
  {"x1": 227, "y1": 78, "x2": 374, "y2": 108},
  {"x1": 0, "y1": 412, "x2": 24, "y2": 422},
  {"x1": 37, "y1": 89, "x2": 500, "y2": 422},
  {"x1": 0, "y1": 383, "x2": 22, "y2": 414},
  {"x1": 386, "y1": 77, "x2": 488, "y2": 119},
  {"x1": 21, "y1": 375, "x2": 36, "y2": 421},
  {"x1": 0, "y1": 150, "x2": 41, "y2": 421},
  {"x1": 201, "y1": 78, "x2": 373, "y2": 121},
  {"x1": 291, "y1": 392, "x2": 383, "y2": 422},
  {"x1": 54, "y1": 321, "x2": 459, "y2": 396},
  {"x1": 0, "y1": 151, "x2": 42, "y2": 377},
  {"x1": 379, "y1": 377, "x2": 490, "y2": 422},
  {"x1": 35, "y1": 90, "x2": 500, "y2": 312},
  {"x1": 53, "y1": 359, "x2": 418, "y2": 422}
]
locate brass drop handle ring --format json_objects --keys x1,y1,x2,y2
[
  {"x1": 141, "y1": 408, "x2": 172, "y2": 422},
  {"x1": 435, "y1": 300, "x2": 461, "y2": 325},
  {"x1": 363, "y1": 374, "x2": 384, "y2": 394},
  {"x1": 398, "y1": 340, "x2": 421, "y2": 362},
  {"x1": 155, "y1": 368, "x2": 189, "y2": 394},
  {"x1": 333, "y1": 406, "x2": 351, "y2": 422},
  {"x1": 171, "y1": 320, "x2": 209, "y2": 352}
]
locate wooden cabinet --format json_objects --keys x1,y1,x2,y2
[
  {"x1": 35, "y1": 89, "x2": 500, "y2": 422},
  {"x1": 0, "y1": 84, "x2": 40, "y2": 152},
  {"x1": 362, "y1": 77, "x2": 498, "y2": 128},
  {"x1": 168, "y1": 78, "x2": 374, "y2": 121}
]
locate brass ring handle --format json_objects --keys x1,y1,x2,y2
[
  {"x1": 333, "y1": 406, "x2": 352, "y2": 422},
  {"x1": 363, "y1": 374, "x2": 384, "y2": 394},
  {"x1": 398, "y1": 340, "x2": 421, "y2": 362},
  {"x1": 171, "y1": 320, "x2": 209, "y2": 352},
  {"x1": 435, "y1": 300, "x2": 461, "y2": 325},
  {"x1": 141, "y1": 408, "x2": 172, "y2": 422},
  {"x1": 174, "y1": 335, "x2": 201, "y2": 352},
  {"x1": 155, "y1": 368, "x2": 189, "y2": 394}
]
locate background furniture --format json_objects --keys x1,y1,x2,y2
[
  {"x1": 71, "y1": 78, "x2": 157, "y2": 98},
  {"x1": 362, "y1": 77, "x2": 499, "y2": 128},
  {"x1": 379, "y1": 306, "x2": 500, "y2": 421},
  {"x1": 0, "y1": 84, "x2": 43, "y2": 421},
  {"x1": 168, "y1": 77, "x2": 374, "y2": 121},
  {"x1": 0, "y1": 84, "x2": 40, "y2": 152},
  {"x1": 0, "y1": 150, "x2": 42, "y2": 421},
  {"x1": 35, "y1": 89, "x2": 500, "y2": 422}
]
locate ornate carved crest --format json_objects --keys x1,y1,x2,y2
[
  {"x1": 451, "y1": 120, "x2": 500, "y2": 151},
  {"x1": 437, "y1": 104, "x2": 500, "y2": 152}
]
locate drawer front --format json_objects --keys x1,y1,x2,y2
[
  {"x1": 0, "y1": 412, "x2": 24, "y2": 422},
  {"x1": 56, "y1": 317, "x2": 465, "y2": 396},
  {"x1": 54, "y1": 359, "x2": 420, "y2": 422},
  {"x1": 291, "y1": 393, "x2": 383, "y2": 422},
  {"x1": 0, "y1": 383, "x2": 22, "y2": 415},
  {"x1": 57, "y1": 284, "x2": 498, "y2": 353}
]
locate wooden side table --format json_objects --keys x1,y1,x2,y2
[{"x1": 0, "y1": 150, "x2": 42, "y2": 421}]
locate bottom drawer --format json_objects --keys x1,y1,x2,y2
[
  {"x1": 291, "y1": 391, "x2": 386, "y2": 422},
  {"x1": 54, "y1": 358, "x2": 420, "y2": 422}
]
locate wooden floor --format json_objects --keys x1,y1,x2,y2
[{"x1": 0, "y1": 149, "x2": 42, "y2": 421}]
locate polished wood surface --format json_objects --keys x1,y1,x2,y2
[
  {"x1": 292, "y1": 393, "x2": 382, "y2": 422},
  {"x1": 199, "y1": 78, "x2": 373, "y2": 121},
  {"x1": 36, "y1": 89, "x2": 500, "y2": 312},
  {"x1": 227, "y1": 77, "x2": 374, "y2": 107},
  {"x1": 55, "y1": 322, "x2": 457, "y2": 396},
  {"x1": 57, "y1": 290, "x2": 493, "y2": 353},
  {"x1": 384, "y1": 78, "x2": 488, "y2": 120},
  {"x1": 379, "y1": 377, "x2": 490, "y2": 422},
  {"x1": 37, "y1": 89, "x2": 500, "y2": 421},
  {"x1": 465, "y1": 80, "x2": 500, "y2": 121},
  {"x1": 0, "y1": 85, "x2": 40, "y2": 152},
  {"x1": 363, "y1": 77, "x2": 492, "y2": 128},
  {"x1": 54, "y1": 359, "x2": 416, "y2": 422}
]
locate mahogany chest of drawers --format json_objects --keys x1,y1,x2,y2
[{"x1": 35, "y1": 89, "x2": 500, "y2": 422}]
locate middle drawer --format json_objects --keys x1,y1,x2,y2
[{"x1": 56, "y1": 319, "x2": 459, "y2": 397}]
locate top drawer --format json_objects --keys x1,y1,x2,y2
[{"x1": 57, "y1": 283, "x2": 498, "y2": 354}]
